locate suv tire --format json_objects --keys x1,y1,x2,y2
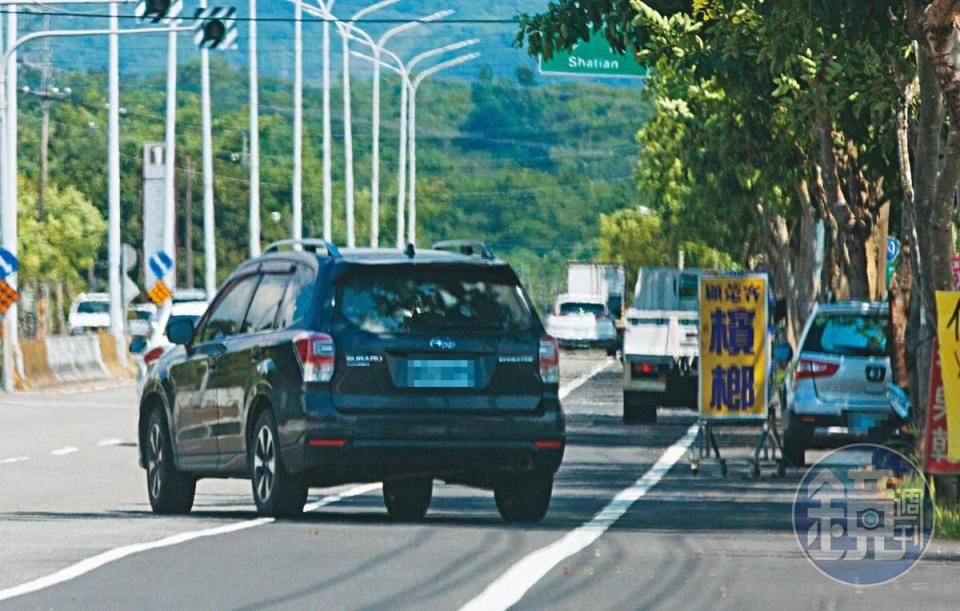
[
  {"x1": 383, "y1": 478, "x2": 433, "y2": 520},
  {"x1": 623, "y1": 392, "x2": 657, "y2": 424},
  {"x1": 145, "y1": 407, "x2": 196, "y2": 514},
  {"x1": 495, "y1": 471, "x2": 553, "y2": 523},
  {"x1": 250, "y1": 410, "x2": 308, "y2": 518}
]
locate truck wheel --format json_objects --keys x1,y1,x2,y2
[{"x1": 623, "y1": 392, "x2": 657, "y2": 425}]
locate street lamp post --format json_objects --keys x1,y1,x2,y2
[
  {"x1": 339, "y1": 0, "x2": 400, "y2": 248},
  {"x1": 249, "y1": 0, "x2": 261, "y2": 257},
  {"x1": 315, "y1": 0, "x2": 336, "y2": 241},
  {"x1": 199, "y1": 0, "x2": 216, "y2": 298},
  {"x1": 407, "y1": 52, "x2": 480, "y2": 246}
]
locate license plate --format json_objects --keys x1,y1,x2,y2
[{"x1": 407, "y1": 359, "x2": 475, "y2": 388}]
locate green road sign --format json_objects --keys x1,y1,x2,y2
[{"x1": 539, "y1": 36, "x2": 646, "y2": 79}]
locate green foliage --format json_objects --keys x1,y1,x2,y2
[
  {"x1": 17, "y1": 176, "x2": 105, "y2": 288},
  {"x1": 599, "y1": 207, "x2": 671, "y2": 287}
]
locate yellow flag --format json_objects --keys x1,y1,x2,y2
[{"x1": 935, "y1": 291, "x2": 960, "y2": 460}]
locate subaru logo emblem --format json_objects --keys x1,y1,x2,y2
[
  {"x1": 429, "y1": 337, "x2": 456, "y2": 351},
  {"x1": 866, "y1": 366, "x2": 886, "y2": 383}
]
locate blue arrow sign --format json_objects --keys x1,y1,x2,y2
[
  {"x1": 148, "y1": 250, "x2": 173, "y2": 279},
  {"x1": 887, "y1": 237, "x2": 901, "y2": 263},
  {"x1": 0, "y1": 247, "x2": 18, "y2": 280}
]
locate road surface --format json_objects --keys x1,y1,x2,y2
[{"x1": 1, "y1": 350, "x2": 958, "y2": 609}]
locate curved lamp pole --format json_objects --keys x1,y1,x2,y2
[
  {"x1": 407, "y1": 52, "x2": 480, "y2": 246},
  {"x1": 339, "y1": 0, "x2": 399, "y2": 248}
]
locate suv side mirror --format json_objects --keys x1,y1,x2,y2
[
  {"x1": 773, "y1": 343, "x2": 793, "y2": 364},
  {"x1": 167, "y1": 318, "x2": 195, "y2": 346}
]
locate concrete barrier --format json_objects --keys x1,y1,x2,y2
[
  {"x1": 18, "y1": 338, "x2": 56, "y2": 390},
  {"x1": 98, "y1": 333, "x2": 137, "y2": 378},
  {"x1": 45, "y1": 335, "x2": 110, "y2": 383}
]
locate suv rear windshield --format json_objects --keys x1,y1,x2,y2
[
  {"x1": 802, "y1": 313, "x2": 888, "y2": 357},
  {"x1": 338, "y1": 267, "x2": 534, "y2": 334},
  {"x1": 77, "y1": 301, "x2": 110, "y2": 314},
  {"x1": 559, "y1": 302, "x2": 605, "y2": 316}
]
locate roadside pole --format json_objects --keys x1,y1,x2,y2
[
  {"x1": 248, "y1": 0, "x2": 260, "y2": 257},
  {"x1": 292, "y1": 0, "x2": 303, "y2": 242},
  {"x1": 163, "y1": 16, "x2": 177, "y2": 290},
  {"x1": 199, "y1": 0, "x2": 216, "y2": 298},
  {"x1": 108, "y1": 2, "x2": 125, "y2": 363},
  {"x1": 1, "y1": 6, "x2": 16, "y2": 391}
]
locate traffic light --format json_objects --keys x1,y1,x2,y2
[
  {"x1": 135, "y1": 0, "x2": 182, "y2": 24},
  {"x1": 194, "y1": 7, "x2": 238, "y2": 50}
]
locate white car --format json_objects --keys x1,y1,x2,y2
[
  {"x1": 134, "y1": 291, "x2": 209, "y2": 391},
  {"x1": 127, "y1": 303, "x2": 158, "y2": 341},
  {"x1": 545, "y1": 294, "x2": 618, "y2": 354},
  {"x1": 68, "y1": 293, "x2": 111, "y2": 335}
]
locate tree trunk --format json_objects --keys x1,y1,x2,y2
[
  {"x1": 924, "y1": 0, "x2": 960, "y2": 126},
  {"x1": 793, "y1": 178, "x2": 819, "y2": 337}
]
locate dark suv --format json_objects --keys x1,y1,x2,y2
[{"x1": 138, "y1": 240, "x2": 565, "y2": 522}]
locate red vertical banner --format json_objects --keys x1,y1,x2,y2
[
  {"x1": 953, "y1": 253, "x2": 960, "y2": 290},
  {"x1": 925, "y1": 339, "x2": 960, "y2": 473}
]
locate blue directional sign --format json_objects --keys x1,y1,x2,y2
[
  {"x1": 0, "y1": 247, "x2": 18, "y2": 280},
  {"x1": 148, "y1": 250, "x2": 174, "y2": 279},
  {"x1": 887, "y1": 236, "x2": 902, "y2": 263}
]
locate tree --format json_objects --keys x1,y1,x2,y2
[{"x1": 599, "y1": 207, "x2": 671, "y2": 288}]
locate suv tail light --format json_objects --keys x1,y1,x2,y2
[
  {"x1": 539, "y1": 336, "x2": 559, "y2": 384},
  {"x1": 631, "y1": 361, "x2": 657, "y2": 377},
  {"x1": 795, "y1": 358, "x2": 839, "y2": 381},
  {"x1": 143, "y1": 346, "x2": 165, "y2": 365},
  {"x1": 294, "y1": 333, "x2": 335, "y2": 383}
]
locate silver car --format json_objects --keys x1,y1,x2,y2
[{"x1": 782, "y1": 301, "x2": 892, "y2": 466}]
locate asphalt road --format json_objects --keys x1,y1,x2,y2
[{"x1": 2, "y1": 350, "x2": 959, "y2": 609}]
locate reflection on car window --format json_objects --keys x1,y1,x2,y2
[
  {"x1": 802, "y1": 314, "x2": 888, "y2": 357},
  {"x1": 199, "y1": 276, "x2": 259, "y2": 343},
  {"x1": 277, "y1": 266, "x2": 314, "y2": 329},
  {"x1": 338, "y1": 269, "x2": 532, "y2": 334},
  {"x1": 242, "y1": 273, "x2": 290, "y2": 334}
]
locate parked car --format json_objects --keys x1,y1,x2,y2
[
  {"x1": 781, "y1": 301, "x2": 893, "y2": 466},
  {"x1": 545, "y1": 294, "x2": 618, "y2": 354},
  {"x1": 133, "y1": 290, "x2": 209, "y2": 392},
  {"x1": 137, "y1": 240, "x2": 565, "y2": 522},
  {"x1": 68, "y1": 293, "x2": 111, "y2": 334}
]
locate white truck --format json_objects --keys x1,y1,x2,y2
[
  {"x1": 566, "y1": 262, "x2": 627, "y2": 320},
  {"x1": 622, "y1": 268, "x2": 701, "y2": 424}
]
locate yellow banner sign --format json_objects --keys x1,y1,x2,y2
[
  {"x1": 935, "y1": 291, "x2": 960, "y2": 460},
  {"x1": 699, "y1": 274, "x2": 769, "y2": 420}
]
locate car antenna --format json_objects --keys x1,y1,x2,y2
[{"x1": 404, "y1": 243, "x2": 415, "y2": 259}]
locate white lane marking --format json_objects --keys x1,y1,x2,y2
[
  {"x1": 50, "y1": 447, "x2": 79, "y2": 456},
  {"x1": 559, "y1": 358, "x2": 614, "y2": 400},
  {"x1": 96, "y1": 439, "x2": 125, "y2": 447},
  {"x1": 460, "y1": 423, "x2": 699, "y2": 611},
  {"x1": 0, "y1": 456, "x2": 29, "y2": 464},
  {"x1": 0, "y1": 483, "x2": 381, "y2": 602}
]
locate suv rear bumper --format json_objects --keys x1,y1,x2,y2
[
  {"x1": 784, "y1": 410, "x2": 899, "y2": 447},
  {"x1": 281, "y1": 392, "x2": 566, "y2": 484},
  {"x1": 289, "y1": 439, "x2": 564, "y2": 485}
]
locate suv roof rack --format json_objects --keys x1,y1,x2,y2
[
  {"x1": 431, "y1": 239, "x2": 495, "y2": 260},
  {"x1": 263, "y1": 239, "x2": 341, "y2": 258}
]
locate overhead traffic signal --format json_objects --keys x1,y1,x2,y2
[
  {"x1": 194, "y1": 7, "x2": 238, "y2": 50},
  {"x1": 134, "y1": 0, "x2": 183, "y2": 24}
]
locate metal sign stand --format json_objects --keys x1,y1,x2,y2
[{"x1": 689, "y1": 412, "x2": 785, "y2": 478}]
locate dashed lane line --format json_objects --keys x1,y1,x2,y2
[
  {"x1": 0, "y1": 456, "x2": 29, "y2": 464},
  {"x1": 460, "y1": 423, "x2": 699, "y2": 611},
  {"x1": 49, "y1": 447, "x2": 79, "y2": 456},
  {"x1": 0, "y1": 483, "x2": 382, "y2": 603},
  {"x1": 96, "y1": 439, "x2": 125, "y2": 447}
]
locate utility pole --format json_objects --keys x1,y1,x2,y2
[
  {"x1": 107, "y1": 2, "x2": 124, "y2": 362},
  {"x1": 199, "y1": 0, "x2": 216, "y2": 299},
  {"x1": 292, "y1": 0, "x2": 303, "y2": 242}
]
